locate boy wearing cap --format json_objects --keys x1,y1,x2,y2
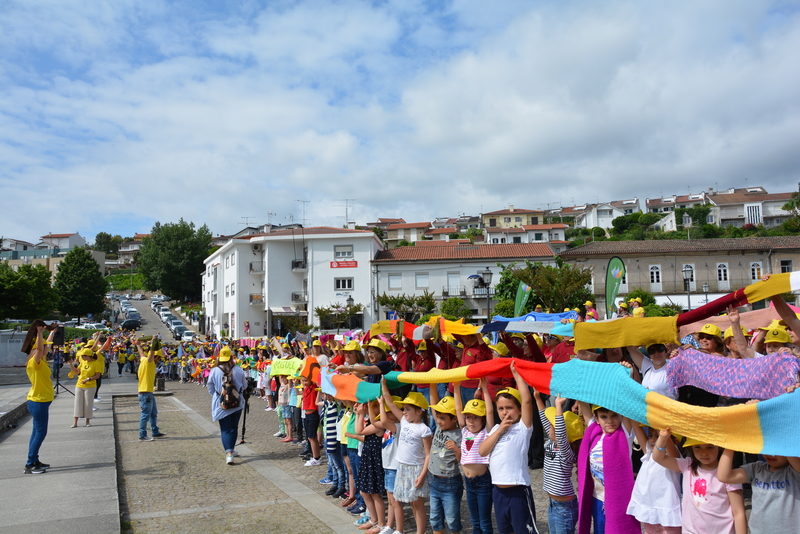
[
  {"x1": 429, "y1": 386, "x2": 463, "y2": 534},
  {"x1": 135, "y1": 338, "x2": 166, "y2": 441}
]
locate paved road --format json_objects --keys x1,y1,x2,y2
[{"x1": 115, "y1": 299, "x2": 194, "y2": 341}]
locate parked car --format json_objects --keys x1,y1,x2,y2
[
  {"x1": 173, "y1": 325, "x2": 186, "y2": 339},
  {"x1": 120, "y1": 319, "x2": 141, "y2": 330},
  {"x1": 182, "y1": 330, "x2": 196, "y2": 342},
  {"x1": 169, "y1": 319, "x2": 183, "y2": 332},
  {"x1": 126, "y1": 313, "x2": 141, "y2": 322},
  {"x1": 82, "y1": 323, "x2": 109, "y2": 331}
]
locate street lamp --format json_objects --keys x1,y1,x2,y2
[
  {"x1": 682, "y1": 264, "x2": 693, "y2": 311},
  {"x1": 469, "y1": 267, "x2": 494, "y2": 324},
  {"x1": 702, "y1": 282, "x2": 710, "y2": 305},
  {"x1": 345, "y1": 295, "x2": 355, "y2": 330}
]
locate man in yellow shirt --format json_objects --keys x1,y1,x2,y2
[{"x1": 135, "y1": 338, "x2": 167, "y2": 442}]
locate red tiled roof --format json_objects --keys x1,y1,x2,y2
[
  {"x1": 425, "y1": 227, "x2": 458, "y2": 235},
  {"x1": 386, "y1": 222, "x2": 432, "y2": 230},
  {"x1": 374, "y1": 243, "x2": 554, "y2": 262},
  {"x1": 41, "y1": 233, "x2": 77, "y2": 238},
  {"x1": 378, "y1": 218, "x2": 405, "y2": 223},
  {"x1": 482, "y1": 208, "x2": 544, "y2": 216},
  {"x1": 415, "y1": 239, "x2": 472, "y2": 247},
  {"x1": 707, "y1": 191, "x2": 794, "y2": 205},
  {"x1": 134, "y1": 233, "x2": 151, "y2": 239},
  {"x1": 522, "y1": 224, "x2": 568, "y2": 230},
  {"x1": 560, "y1": 236, "x2": 800, "y2": 256}
]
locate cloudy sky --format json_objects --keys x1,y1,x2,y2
[{"x1": 2, "y1": 0, "x2": 799, "y2": 243}]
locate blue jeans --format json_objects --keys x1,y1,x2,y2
[
  {"x1": 328, "y1": 444, "x2": 346, "y2": 488},
  {"x1": 417, "y1": 387, "x2": 437, "y2": 432},
  {"x1": 591, "y1": 497, "x2": 606, "y2": 534},
  {"x1": 548, "y1": 498, "x2": 578, "y2": 534},
  {"x1": 218, "y1": 409, "x2": 241, "y2": 452},
  {"x1": 437, "y1": 383, "x2": 450, "y2": 400},
  {"x1": 464, "y1": 472, "x2": 493, "y2": 534},
  {"x1": 339, "y1": 443, "x2": 350, "y2": 487},
  {"x1": 430, "y1": 475, "x2": 464, "y2": 532},
  {"x1": 27, "y1": 400, "x2": 51, "y2": 466},
  {"x1": 348, "y1": 448, "x2": 365, "y2": 507},
  {"x1": 138, "y1": 392, "x2": 160, "y2": 438},
  {"x1": 460, "y1": 386, "x2": 478, "y2": 402}
]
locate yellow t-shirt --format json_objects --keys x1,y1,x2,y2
[
  {"x1": 26, "y1": 356, "x2": 54, "y2": 403},
  {"x1": 633, "y1": 307, "x2": 646, "y2": 318},
  {"x1": 76, "y1": 359, "x2": 101, "y2": 389},
  {"x1": 94, "y1": 351, "x2": 106, "y2": 374},
  {"x1": 138, "y1": 357, "x2": 156, "y2": 393},
  {"x1": 117, "y1": 352, "x2": 126, "y2": 364}
]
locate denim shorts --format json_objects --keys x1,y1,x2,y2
[
  {"x1": 282, "y1": 405, "x2": 292, "y2": 419},
  {"x1": 384, "y1": 468, "x2": 397, "y2": 493}
]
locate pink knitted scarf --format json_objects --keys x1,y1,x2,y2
[{"x1": 577, "y1": 421, "x2": 640, "y2": 534}]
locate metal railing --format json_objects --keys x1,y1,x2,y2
[
  {"x1": 441, "y1": 286, "x2": 468, "y2": 297},
  {"x1": 291, "y1": 259, "x2": 307, "y2": 270},
  {"x1": 249, "y1": 294, "x2": 264, "y2": 305},
  {"x1": 250, "y1": 261, "x2": 265, "y2": 273}
]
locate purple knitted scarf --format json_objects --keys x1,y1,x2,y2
[
  {"x1": 577, "y1": 421, "x2": 640, "y2": 534},
  {"x1": 667, "y1": 348, "x2": 800, "y2": 399}
]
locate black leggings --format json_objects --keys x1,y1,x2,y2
[{"x1": 94, "y1": 378, "x2": 102, "y2": 399}]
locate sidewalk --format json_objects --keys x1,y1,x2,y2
[{"x1": 0, "y1": 371, "x2": 140, "y2": 534}]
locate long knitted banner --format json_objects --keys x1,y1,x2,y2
[{"x1": 319, "y1": 358, "x2": 800, "y2": 456}]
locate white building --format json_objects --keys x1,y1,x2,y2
[
  {"x1": 36, "y1": 233, "x2": 86, "y2": 249},
  {"x1": 203, "y1": 226, "x2": 383, "y2": 338},
  {"x1": 371, "y1": 243, "x2": 556, "y2": 323},
  {"x1": 484, "y1": 224, "x2": 569, "y2": 252}
]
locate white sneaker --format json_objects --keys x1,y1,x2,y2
[
  {"x1": 92, "y1": 406, "x2": 98, "y2": 411},
  {"x1": 304, "y1": 458, "x2": 320, "y2": 466},
  {"x1": 226, "y1": 453, "x2": 234, "y2": 465},
  {"x1": 95, "y1": 397, "x2": 102, "y2": 402},
  {"x1": 378, "y1": 527, "x2": 393, "y2": 534},
  {"x1": 392, "y1": 531, "x2": 403, "y2": 534},
  {"x1": 265, "y1": 406, "x2": 274, "y2": 411},
  {"x1": 231, "y1": 449, "x2": 240, "y2": 457}
]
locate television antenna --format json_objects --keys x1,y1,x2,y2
[
  {"x1": 296, "y1": 200, "x2": 310, "y2": 227},
  {"x1": 239, "y1": 216, "x2": 257, "y2": 227},
  {"x1": 334, "y1": 198, "x2": 357, "y2": 225}
]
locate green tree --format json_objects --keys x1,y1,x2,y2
[
  {"x1": 137, "y1": 219, "x2": 212, "y2": 300},
  {"x1": 492, "y1": 299, "x2": 516, "y2": 318},
  {"x1": 53, "y1": 247, "x2": 108, "y2": 320},
  {"x1": 509, "y1": 256, "x2": 593, "y2": 312},
  {"x1": 314, "y1": 302, "x2": 365, "y2": 332},
  {"x1": 625, "y1": 288, "x2": 657, "y2": 306},
  {"x1": 92, "y1": 232, "x2": 121, "y2": 255},
  {"x1": 439, "y1": 297, "x2": 472, "y2": 321},
  {"x1": 0, "y1": 263, "x2": 59, "y2": 320}
]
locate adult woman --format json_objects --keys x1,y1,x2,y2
[
  {"x1": 694, "y1": 323, "x2": 726, "y2": 357},
  {"x1": 21, "y1": 321, "x2": 57, "y2": 474},
  {"x1": 207, "y1": 346, "x2": 246, "y2": 465},
  {"x1": 336, "y1": 338, "x2": 410, "y2": 397},
  {"x1": 628, "y1": 343, "x2": 677, "y2": 399},
  {"x1": 68, "y1": 345, "x2": 102, "y2": 427}
]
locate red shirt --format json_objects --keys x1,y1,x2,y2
[
  {"x1": 412, "y1": 347, "x2": 435, "y2": 388},
  {"x1": 302, "y1": 384, "x2": 318, "y2": 411},
  {"x1": 460, "y1": 344, "x2": 493, "y2": 388},
  {"x1": 550, "y1": 341, "x2": 575, "y2": 363}
]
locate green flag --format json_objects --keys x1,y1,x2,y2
[
  {"x1": 605, "y1": 256, "x2": 626, "y2": 319},
  {"x1": 514, "y1": 281, "x2": 533, "y2": 317}
]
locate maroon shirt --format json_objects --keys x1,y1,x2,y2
[{"x1": 550, "y1": 340, "x2": 575, "y2": 363}]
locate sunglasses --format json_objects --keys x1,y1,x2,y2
[
  {"x1": 647, "y1": 347, "x2": 666, "y2": 355},
  {"x1": 697, "y1": 333, "x2": 716, "y2": 340}
]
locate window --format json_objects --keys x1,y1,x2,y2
[
  {"x1": 489, "y1": 218, "x2": 497, "y2": 227},
  {"x1": 335, "y1": 278, "x2": 353, "y2": 290},
  {"x1": 534, "y1": 233, "x2": 543, "y2": 241},
  {"x1": 531, "y1": 217, "x2": 539, "y2": 225},
  {"x1": 334, "y1": 245, "x2": 353, "y2": 259},
  {"x1": 649, "y1": 265, "x2": 661, "y2": 284},
  {"x1": 682, "y1": 214, "x2": 692, "y2": 226},
  {"x1": 682, "y1": 264, "x2": 695, "y2": 282},
  {"x1": 500, "y1": 238, "x2": 506, "y2": 243},
  {"x1": 230, "y1": 282, "x2": 235, "y2": 295},
  {"x1": 230, "y1": 253, "x2": 235, "y2": 265},
  {"x1": 225, "y1": 285, "x2": 230, "y2": 297},
  {"x1": 514, "y1": 216, "x2": 522, "y2": 223},
  {"x1": 706, "y1": 214, "x2": 714, "y2": 224},
  {"x1": 781, "y1": 260, "x2": 793, "y2": 273},
  {"x1": 388, "y1": 274, "x2": 402, "y2": 290},
  {"x1": 225, "y1": 257, "x2": 229, "y2": 268},
  {"x1": 492, "y1": 238, "x2": 499, "y2": 244},
  {"x1": 503, "y1": 217, "x2": 511, "y2": 223},
  {"x1": 750, "y1": 262, "x2": 762, "y2": 281},
  {"x1": 512, "y1": 237, "x2": 521, "y2": 244},
  {"x1": 415, "y1": 273, "x2": 429, "y2": 288},
  {"x1": 717, "y1": 263, "x2": 729, "y2": 281}
]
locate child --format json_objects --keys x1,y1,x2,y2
[
  {"x1": 478, "y1": 361, "x2": 541, "y2": 534},
  {"x1": 653, "y1": 430, "x2": 746, "y2": 534},
  {"x1": 344, "y1": 401, "x2": 366, "y2": 515},
  {"x1": 627, "y1": 426, "x2": 682, "y2": 534},
  {"x1": 717, "y1": 447, "x2": 799, "y2": 533},
  {"x1": 278, "y1": 376, "x2": 292, "y2": 441},
  {"x1": 323, "y1": 394, "x2": 347, "y2": 499},
  {"x1": 429, "y1": 384, "x2": 463, "y2": 534},
  {"x1": 382, "y1": 380, "x2": 433, "y2": 534},
  {"x1": 300, "y1": 376, "x2": 321, "y2": 465},
  {"x1": 354, "y1": 401, "x2": 386, "y2": 534},
  {"x1": 534, "y1": 392, "x2": 582, "y2": 534},
  {"x1": 374, "y1": 395, "x2": 403, "y2": 534},
  {"x1": 454, "y1": 378, "x2": 494, "y2": 534},
  {"x1": 338, "y1": 401, "x2": 358, "y2": 509}
]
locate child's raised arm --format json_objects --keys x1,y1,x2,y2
[
  {"x1": 480, "y1": 377, "x2": 495, "y2": 429},
  {"x1": 729, "y1": 488, "x2": 747, "y2": 534},
  {"x1": 652, "y1": 428, "x2": 681, "y2": 473},
  {"x1": 717, "y1": 448, "x2": 748, "y2": 484},
  {"x1": 453, "y1": 381, "x2": 465, "y2": 428},
  {"x1": 382, "y1": 378, "x2": 404, "y2": 421}
]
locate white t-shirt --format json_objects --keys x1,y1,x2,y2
[
  {"x1": 588, "y1": 421, "x2": 635, "y2": 501},
  {"x1": 395, "y1": 418, "x2": 432, "y2": 466},
  {"x1": 487, "y1": 420, "x2": 534, "y2": 485},
  {"x1": 641, "y1": 357, "x2": 677, "y2": 400}
]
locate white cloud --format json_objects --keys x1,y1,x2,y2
[{"x1": 0, "y1": 0, "x2": 798, "y2": 243}]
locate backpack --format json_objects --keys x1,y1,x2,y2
[{"x1": 219, "y1": 370, "x2": 241, "y2": 410}]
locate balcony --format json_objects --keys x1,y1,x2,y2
[
  {"x1": 291, "y1": 291, "x2": 308, "y2": 303},
  {"x1": 291, "y1": 259, "x2": 307, "y2": 272},
  {"x1": 250, "y1": 261, "x2": 265, "y2": 273},
  {"x1": 441, "y1": 286, "x2": 467, "y2": 297},
  {"x1": 249, "y1": 293, "x2": 264, "y2": 305}
]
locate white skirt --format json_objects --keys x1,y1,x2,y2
[{"x1": 393, "y1": 462, "x2": 430, "y2": 503}]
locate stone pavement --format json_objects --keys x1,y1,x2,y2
[{"x1": 0, "y1": 370, "x2": 554, "y2": 534}]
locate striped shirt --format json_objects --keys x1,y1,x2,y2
[
  {"x1": 460, "y1": 427, "x2": 490, "y2": 465},
  {"x1": 539, "y1": 409, "x2": 577, "y2": 497},
  {"x1": 324, "y1": 400, "x2": 340, "y2": 453}
]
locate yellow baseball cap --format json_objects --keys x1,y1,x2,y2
[
  {"x1": 618, "y1": 302, "x2": 628, "y2": 309},
  {"x1": 312, "y1": 340, "x2": 322, "y2": 346},
  {"x1": 462, "y1": 398, "x2": 487, "y2": 417},
  {"x1": 544, "y1": 407, "x2": 585, "y2": 442},
  {"x1": 510, "y1": 332, "x2": 526, "y2": 340},
  {"x1": 366, "y1": 338, "x2": 390, "y2": 353},
  {"x1": 723, "y1": 325, "x2": 752, "y2": 340},
  {"x1": 695, "y1": 323, "x2": 722, "y2": 338},
  {"x1": 488, "y1": 342, "x2": 509, "y2": 356},
  {"x1": 417, "y1": 340, "x2": 427, "y2": 351},
  {"x1": 584, "y1": 301, "x2": 593, "y2": 307},
  {"x1": 400, "y1": 392, "x2": 429, "y2": 410},
  {"x1": 219, "y1": 347, "x2": 233, "y2": 362},
  {"x1": 765, "y1": 328, "x2": 791, "y2": 344},
  {"x1": 432, "y1": 396, "x2": 457, "y2": 416},
  {"x1": 496, "y1": 387, "x2": 522, "y2": 405},
  {"x1": 758, "y1": 319, "x2": 787, "y2": 331},
  {"x1": 343, "y1": 340, "x2": 362, "y2": 351}
]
